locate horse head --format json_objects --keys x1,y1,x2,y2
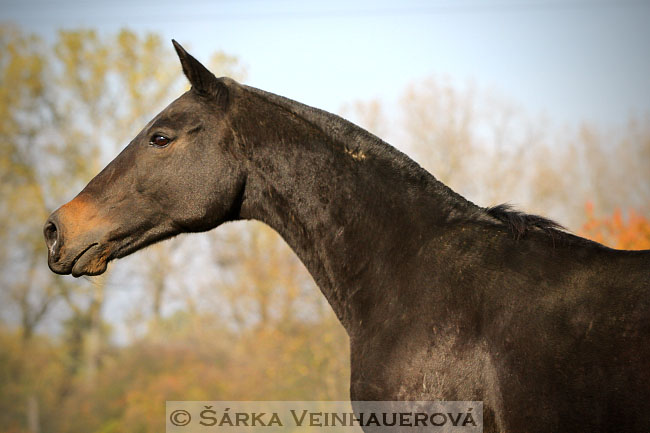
[{"x1": 44, "y1": 41, "x2": 245, "y2": 276}]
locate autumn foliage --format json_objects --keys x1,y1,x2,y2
[{"x1": 580, "y1": 202, "x2": 650, "y2": 250}]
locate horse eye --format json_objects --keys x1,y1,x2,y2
[{"x1": 149, "y1": 135, "x2": 170, "y2": 148}]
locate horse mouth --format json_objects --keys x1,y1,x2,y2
[{"x1": 70, "y1": 243, "x2": 108, "y2": 277}]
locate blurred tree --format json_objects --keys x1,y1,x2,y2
[
  {"x1": 1, "y1": 28, "x2": 190, "y2": 433},
  {"x1": 0, "y1": 27, "x2": 68, "y2": 433},
  {"x1": 0, "y1": 27, "x2": 57, "y2": 343}
]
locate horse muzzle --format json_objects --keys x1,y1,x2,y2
[{"x1": 44, "y1": 195, "x2": 112, "y2": 277}]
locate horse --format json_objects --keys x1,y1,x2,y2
[{"x1": 44, "y1": 40, "x2": 650, "y2": 432}]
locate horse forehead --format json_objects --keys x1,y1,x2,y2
[
  {"x1": 149, "y1": 111, "x2": 196, "y2": 130},
  {"x1": 142, "y1": 93, "x2": 197, "y2": 126},
  {"x1": 151, "y1": 98, "x2": 204, "y2": 128}
]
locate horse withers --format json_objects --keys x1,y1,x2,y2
[{"x1": 45, "y1": 40, "x2": 650, "y2": 432}]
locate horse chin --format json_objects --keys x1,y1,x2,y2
[{"x1": 71, "y1": 243, "x2": 109, "y2": 277}]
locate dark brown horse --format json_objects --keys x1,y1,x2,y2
[{"x1": 45, "y1": 41, "x2": 650, "y2": 432}]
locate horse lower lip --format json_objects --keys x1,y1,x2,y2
[{"x1": 70, "y1": 243, "x2": 100, "y2": 277}]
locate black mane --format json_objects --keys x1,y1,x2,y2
[{"x1": 486, "y1": 203, "x2": 565, "y2": 238}]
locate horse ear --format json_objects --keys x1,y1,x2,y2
[{"x1": 172, "y1": 39, "x2": 227, "y2": 102}]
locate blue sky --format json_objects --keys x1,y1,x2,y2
[{"x1": 4, "y1": 0, "x2": 650, "y2": 128}]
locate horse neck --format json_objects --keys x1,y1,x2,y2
[{"x1": 235, "y1": 88, "x2": 480, "y2": 331}]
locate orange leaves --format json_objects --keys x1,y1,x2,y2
[{"x1": 580, "y1": 202, "x2": 650, "y2": 250}]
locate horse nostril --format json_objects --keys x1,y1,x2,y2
[{"x1": 44, "y1": 220, "x2": 59, "y2": 253}]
